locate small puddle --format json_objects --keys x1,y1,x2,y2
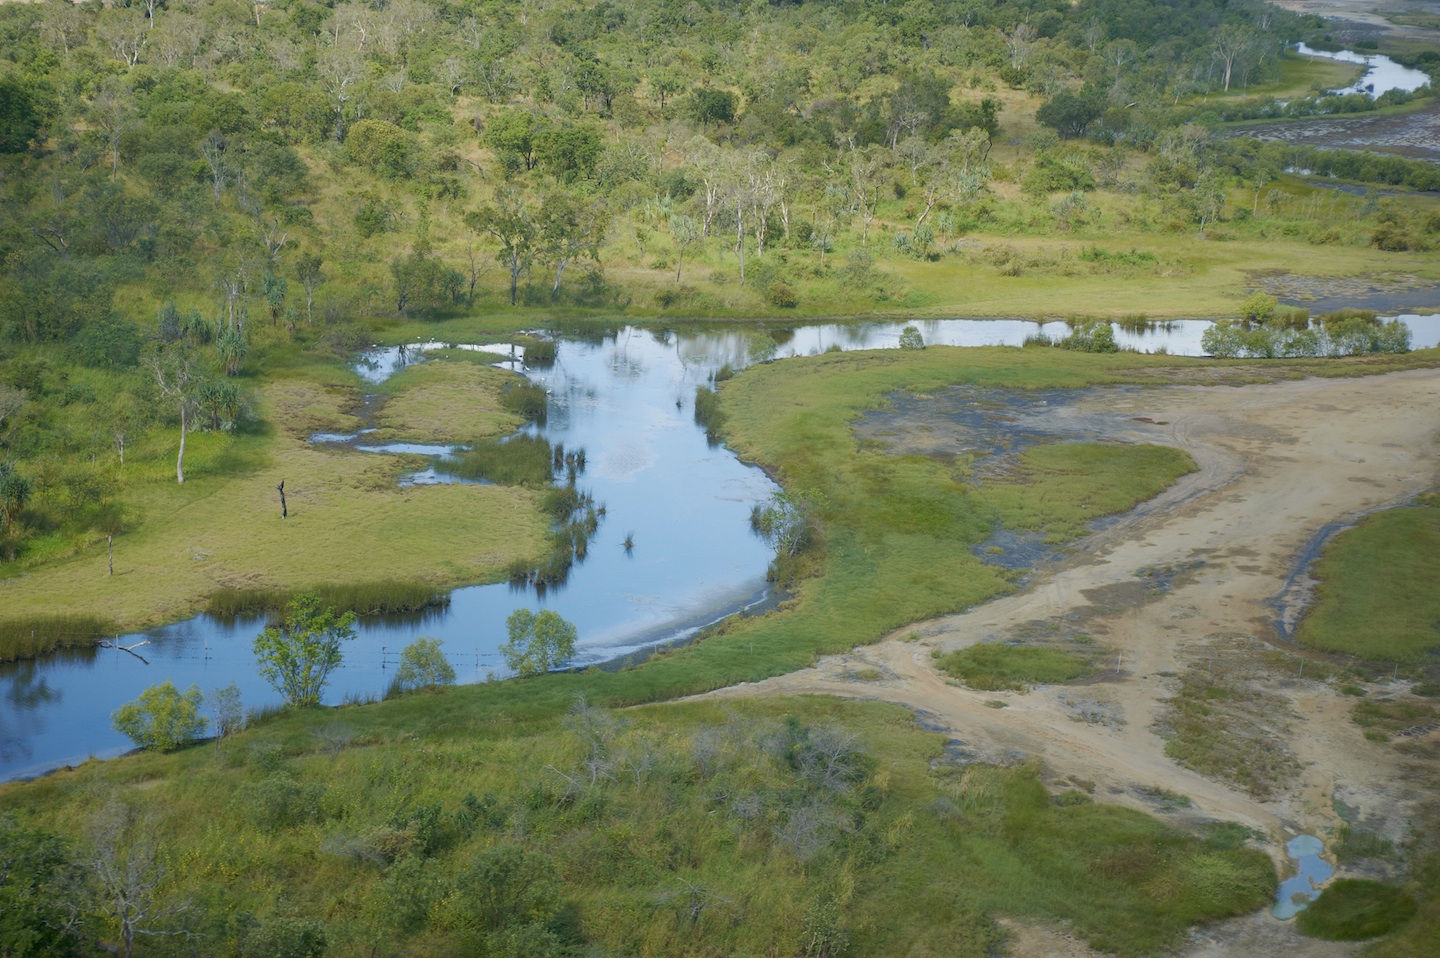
[{"x1": 1272, "y1": 834, "x2": 1334, "y2": 920}]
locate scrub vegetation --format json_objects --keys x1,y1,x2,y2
[{"x1": 0, "y1": 697, "x2": 1275, "y2": 958}]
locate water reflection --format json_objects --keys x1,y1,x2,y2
[{"x1": 4, "y1": 314, "x2": 1438, "y2": 781}]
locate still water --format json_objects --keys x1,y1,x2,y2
[
  {"x1": 1294, "y1": 43, "x2": 1433, "y2": 97},
  {"x1": 3, "y1": 315, "x2": 1438, "y2": 781}
]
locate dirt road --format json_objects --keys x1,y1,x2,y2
[{"x1": 694, "y1": 367, "x2": 1440, "y2": 956}]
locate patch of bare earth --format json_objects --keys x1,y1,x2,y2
[{"x1": 690, "y1": 368, "x2": 1440, "y2": 957}]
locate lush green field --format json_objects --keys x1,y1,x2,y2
[
  {"x1": 0, "y1": 695, "x2": 1276, "y2": 957},
  {"x1": 936, "y1": 644, "x2": 1093, "y2": 691},
  {"x1": 1297, "y1": 496, "x2": 1440, "y2": 663}
]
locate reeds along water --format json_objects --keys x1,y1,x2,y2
[
  {"x1": 205, "y1": 583, "x2": 450, "y2": 621},
  {"x1": 0, "y1": 614, "x2": 116, "y2": 663}
]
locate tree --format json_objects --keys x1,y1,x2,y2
[
  {"x1": 0, "y1": 814, "x2": 83, "y2": 957},
  {"x1": 394, "y1": 637, "x2": 457, "y2": 692},
  {"x1": 484, "y1": 110, "x2": 539, "y2": 171},
  {"x1": 253, "y1": 592, "x2": 357, "y2": 707},
  {"x1": 538, "y1": 191, "x2": 609, "y2": 298},
  {"x1": 0, "y1": 75, "x2": 42, "y2": 154},
  {"x1": 689, "y1": 88, "x2": 736, "y2": 128},
  {"x1": 111, "y1": 682, "x2": 207, "y2": 752},
  {"x1": 500, "y1": 609, "x2": 577, "y2": 677},
  {"x1": 1037, "y1": 89, "x2": 1103, "y2": 140},
  {"x1": 668, "y1": 214, "x2": 700, "y2": 283},
  {"x1": 143, "y1": 343, "x2": 197, "y2": 484},
  {"x1": 898, "y1": 326, "x2": 925, "y2": 350},
  {"x1": 467, "y1": 189, "x2": 538, "y2": 306},
  {"x1": 206, "y1": 683, "x2": 244, "y2": 742},
  {"x1": 86, "y1": 805, "x2": 190, "y2": 958},
  {"x1": 295, "y1": 253, "x2": 324, "y2": 321}
]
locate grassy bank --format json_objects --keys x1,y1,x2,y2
[
  {"x1": 0, "y1": 374, "x2": 551, "y2": 642},
  {"x1": 0, "y1": 695, "x2": 1275, "y2": 957},
  {"x1": 1296, "y1": 495, "x2": 1440, "y2": 663}
]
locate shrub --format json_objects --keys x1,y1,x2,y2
[
  {"x1": 768, "y1": 281, "x2": 799, "y2": 309},
  {"x1": 500, "y1": 609, "x2": 578, "y2": 677},
  {"x1": 394, "y1": 637, "x2": 458, "y2": 692},
  {"x1": 111, "y1": 681, "x2": 208, "y2": 751},
  {"x1": 898, "y1": 326, "x2": 925, "y2": 350}
]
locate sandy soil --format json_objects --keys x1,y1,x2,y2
[
  {"x1": 1272, "y1": 0, "x2": 1440, "y2": 42},
  {"x1": 692, "y1": 367, "x2": 1440, "y2": 957}
]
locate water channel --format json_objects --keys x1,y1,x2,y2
[
  {"x1": 3, "y1": 315, "x2": 1440, "y2": 781},
  {"x1": 1294, "y1": 43, "x2": 1433, "y2": 97}
]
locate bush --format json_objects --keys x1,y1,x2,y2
[
  {"x1": 394, "y1": 637, "x2": 458, "y2": 692},
  {"x1": 768, "y1": 281, "x2": 799, "y2": 309},
  {"x1": 111, "y1": 681, "x2": 208, "y2": 751},
  {"x1": 500, "y1": 610, "x2": 578, "y2": 677}
]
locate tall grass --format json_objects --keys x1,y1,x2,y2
[
  {"x1": 935, "y1": 644, "x2": 1092, "y2": 690},
  {"x1": 438, "y1": 434, "x2": 555, "y2": 486},
  {"x1": 206, "y1": 582, "x2": 450, "y2": 620},
  {"x1": 693, "y1": 386, "x2": 725, "y2": 442},
  {"x1": 0, "y1": 614, "x2": 117, "y2": 663},
  {"x1": 498, "y1": 380, "x2": 548, "y2": 425}
]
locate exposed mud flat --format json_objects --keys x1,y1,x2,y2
[
  {"x1": 1250, "y1": 270, "x2": 1440, "y2": 314},
  {"x1": 1235, "y1": 96, "x2": 1440, "y2": 162},
  {"x1": 694, "y1": 368, "x2": 1440, "y2": 957}
]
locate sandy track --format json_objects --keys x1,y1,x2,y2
[{"x1": 691, "y1": 367, "x2": 1440, "y2": 956}]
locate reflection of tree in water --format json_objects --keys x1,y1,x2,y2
[{"x1": 1, "y1": 660, "x2": 62, "y2": 765}]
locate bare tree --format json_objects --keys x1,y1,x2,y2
[
  {"x1": 1003, "y1": 22, "x2": 1037, "y2": 70},
  {"x1": 199, "y1": 130, "x2": 228, "y2": 205},
  {"x1": 668, "y1": 214, "x2": 700, "y2": 283},
  {"x1": 86, "y1": 804, "x2": 190, "y2": 958},
  {"x1": 98, "y1": 11, "x2": 148, "y2": 69},
  {"x1": 145, "y1": 345, "x2": 196, "y2": 484},
  {"x1": 316, "y1": 41, "x2": 363, "y2": 142},
  {"x1": 90, "y1": 82, "x2": 135, "y2": 181}
]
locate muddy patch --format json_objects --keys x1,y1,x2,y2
[
  {"x1": 1250, "y1": 271, "x2": 1440, "y2": 315},
  {"x1": 1230, "y1": 96, "x2": 1440, "y2": 162}
]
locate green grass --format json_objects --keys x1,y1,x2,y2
[
  {"x1": 977, "y1": 442, "x2": 1196, "y2": 542},
  {"x1": 1297, "y1": 880, "x2": 1418, "y2": 941},
  {"x1": 936, "y1": 644, "x2": 1091, "y2": 691},
  {"x1": 0, "y1": 696, "x2": 1276, "y2": 957},
  {"x1": 1297, "y1": 499, "x2": 1440, "y2": 663}
]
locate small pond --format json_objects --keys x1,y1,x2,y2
[
  {"x1": 1272, "y1": 833, "x2": 1335, "y2": 920},
  {"x1": 2, "y1": 314, "x2": 1438, "y2": 781}
]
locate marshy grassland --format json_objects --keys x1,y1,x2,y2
[{"x1": 0, "y1": 362, "x2": 550, "y2": 652}]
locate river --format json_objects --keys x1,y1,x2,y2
[{"x1": 3, "y1": 315, "x2": 1439, "y2": 781}]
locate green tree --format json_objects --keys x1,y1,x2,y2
[
  {"x1": 394, "y1": 637, "x2": 457, "y2": 692},
  {"x1": 0, "y1": 814, "x2": 83, "y2": 958},
  {"x1": 898, "y1": 326, "x2": 925, "y2": 350},
  {"x1": 500, "y1": 610, "x2": 577, "y2": 677},
  {"x1": 253, "y1": 592, "x2": 357, "y2": 707},
  {"x1": 467, "y1": 189, "x2": 538, "y2": 306},
  {"x1": 1036, "y1": 89, "x2": 1103, "y2": 140},
  {"x1": 689, "y1": 88, "x2": 736, "y2": 128},
  {"x1": 485, "y1": 110, "x2": 539, "y2": 170},
  {"x1": 0, "y1": 75, "x2": 42, "y2": 154},
  {"x1": 111, "y1": 681, "x2": 207, "y2": 752}
]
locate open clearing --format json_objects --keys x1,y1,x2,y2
[{"x1": 697, "y1": 366, "x2": 1440, "y2": 956}]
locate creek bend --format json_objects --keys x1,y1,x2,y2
[{"x1": 3, "y1": 315, "x2": 1439, "y2": 782}]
